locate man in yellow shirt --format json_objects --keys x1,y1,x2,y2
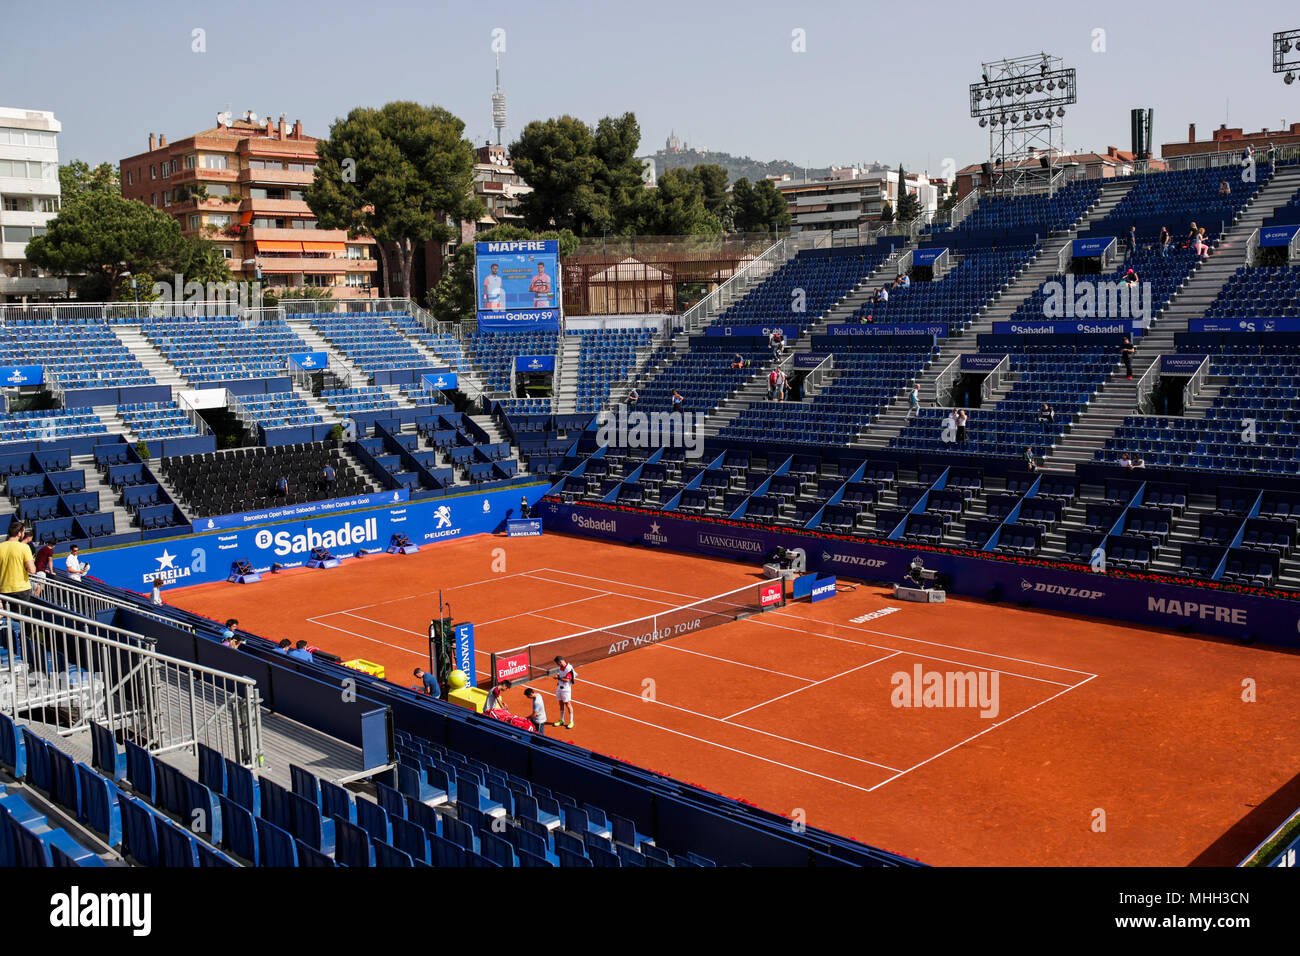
[{"x1": 0, "y1": 520, "x2": 36, "y2": 601}]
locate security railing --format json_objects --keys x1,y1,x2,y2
[
  {"x1": 677, "y1": 237, "x2": 790, "y2": 334},
  {"x1": 34, "y1": 576, "x2": 194, "y2": 633},
  {"x1": 1, "y1": 595, "x2": 262, "y2": 767},
  {"x1": 1245, "y1": 227, "x2": 1261, "y2": 266},
  {"x1": 933, "y1": 354, "x2": 962, "y2": 407},
  {"x1": 799, "y1": 354, "x2": 835, "y2": 397},
  {"x1": 979, "y1": 354, "x2": 1010, "y2": 403},
  {"x1": 1135, "y1": 354, "x2": 1162, "y2": 415},
  {"x1": 174, "y1": 391, "x2": 213, "y2": 437},
  {"x1": 1182, "y1": 355, "x2": 1210, "y2": 411}
]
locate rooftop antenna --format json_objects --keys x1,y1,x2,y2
[{"x1": 491, "y1": 51, "x2": 507, "y2": 146}]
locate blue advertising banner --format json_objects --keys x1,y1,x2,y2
[
  {"x1": 287, "y1": 351, "x2": 328, "y2": 371},
  {"x1": 825, "y1": 323, "x2": 946, "y2": 337},
  {"x1": 194, "y1": 489, "x2": 411, "y2": 532},
  {"x1": 703, "y1": 324, "x2": 800, "y2": 338},
  {"x1": 961, "y1": 353, "x2": 1007, "y2": 371},
  {"x1": 453, "y1": 622, "x2": 476, "y2": 681},
  {"x1": 810, "y1": 575, "x2": 838, "y2": 603},
  {"x1": 542, "y1": 499, "x2": 1300, "y2": 648},
  {"x1": 791, "y1": 573, "x2": 817, "y2": 600},
  {"x1": 514, "y1": 355, "x2": 556, "y2": 373},
  {"x1": 794, "y1": 354, "x2": 830, "y2": 369},
  {"x1": 421, "y1": 370, "x2": 459, "y2": 391},
  {"x1": 476, "y1": 239, "x2": 560, "y2": 326},
  {"x1": 1072, "y1": 237, "x2": 1113, "y2": 257},
  {"x1": 913, "y1": 248, "x2": 947, "y2": 266},
  {"x1": 507, "y1": 518, "x2": 543, "y2": 537},
  {"x1": 476, "y1": 310, "x2": 562, "y2": 332},
  {"x1": 0, "y1": 365, "x2": 44, "y2": 386},
  {"x1": 1260, "y1": 225, "x2": 1299, "y2": 247},
  {"x1": 1190, "y1": 317, "x2": 1300, "y2": 333},
  {"x1": 87, "y1": 484, "x2": 546, "y2": 593},
  {"x1": 992, "y1": 320, "x2": 1130, "y2": 335},
  {"x1": 1160, "y1": 354, "x2": 1206, "y2": 375}
]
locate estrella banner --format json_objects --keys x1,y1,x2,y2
[
  {"x1": 287, "y1": 352, "x2": 328, "y2": 372},
  {"x1": 84, "y1": 484, "x2": 548, "y2": 593},
  {"x1": 541, "y1": 499, "x2": 1300, "y2": 648},
  {"x1": 514, "y1": 355, "x2": 556, "y2": 373},
  {"x1": 476, "y1": 239, "x2": 560, "y2": 326},
  {"x1": 0, "y1": 365, "x2": 44, "y2": 386},
  {"x1": 913, "y1": 248, "x2": 947, "y2": 266},
  {"x1": 195, "y1": 489, "x2": 412, "y2": 532},
  {"x1": 421, "y1": 370, "x2": 459, "y2": 391}
]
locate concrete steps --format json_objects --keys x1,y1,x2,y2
[
  {"x1": 71, "y1": 453, "x2": 136, "y2": 536},
  {"x1": 112, "y1": 324, "x2": 188, "y2": 391},
  {"x1": 286, "y1": 319, "x2": 370, "y2": 385}
]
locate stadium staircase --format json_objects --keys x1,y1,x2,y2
[
  {"x1": 112, "y1": 324, "x2": 189, "y2": 390},
  {"x1": 70, "y1": 452, "x2": 135, "y2": 534},
  {"x1": 286, "y1": 318, "x2": 370, "y2": 385},
  {"x1": 849, "y1": 183, "x2": 1132, "y2": 451},
  {"x1": 554, "y1": 334, "x2": 583, "y2": 413},
  {"x1": 1041, "y1": 163, "x2": 1300, "y2": 471}
]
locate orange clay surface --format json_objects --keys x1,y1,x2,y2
[{"x1": 167, "y1": 530, "x2": 1300, "y2": 866}]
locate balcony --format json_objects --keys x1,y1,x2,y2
[
  {"x1": 0, "y1": 276, "x2": 68, "y2": 295},
  {"x1": 237, "y1": 167, "x2": 314, "y2": 186},
  {"x1": 253, "y1": 257, "x2": 377, "y2": 274}
]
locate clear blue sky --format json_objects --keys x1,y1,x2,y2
[{"x1": 6, "y1": 0, "x2": 1300, "y2": 175}]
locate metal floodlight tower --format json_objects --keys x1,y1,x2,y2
[
  {"x1": 1274, "y1": 29, "x2": 1300, "y2": 86},
  {"x1": 969, "y1": 53, "x2": 1077, "y2": 196}
]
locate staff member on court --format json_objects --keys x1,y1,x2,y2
[{"x1": 552, "y1": 655, "x2": 576, "y2": 729}]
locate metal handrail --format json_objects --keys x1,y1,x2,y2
[
  {"x1": 800, "y1": 354, "x2": 835, "y2": 396},
  {"x1": 1, "y1": 594, "x2": 262, "y2": 767},
  {"x1": 677, "y1": 237, "x2": 790, "y2": 334},
  {"x1": 34, "y1": 575, "x2": 194, "y2": 633},
  {"x1": 1182, "y1": 355, "x2": 1210, "y2": 411},
  {"x1": 1244, "y1": 227, "x2": 1260, "y2": 267},
  {"x1": 933, "y1": 354, "x2": 962, "y2": 406},
  {"x1": 979, "y1": 354, "x2": 1010, "y2": 403},
  {"x1": 1134, "y1": 354, "x2": 1161, "y2": 415}
]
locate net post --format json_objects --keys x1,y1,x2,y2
[{"x1": 486, "y1": 651, "x2": 498, "y2": 689}]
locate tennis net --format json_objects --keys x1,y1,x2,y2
[{"x1": 488, "y1": 578, "x2": 786, "y2": 686}]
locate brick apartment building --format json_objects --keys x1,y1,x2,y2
[
  {"x1": 1162, "y1": 122, "x2": 1300, "y2": 160},
  {"x1": 119, "y1": 111, "x2": 377, "y2": 298}
]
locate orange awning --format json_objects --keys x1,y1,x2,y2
[
  {"x1": 301, "y1": 241, "x2": 346, "y2": 254},
  {"x1": 256, "y1": 240, "x2": 303, "y2": 253}
]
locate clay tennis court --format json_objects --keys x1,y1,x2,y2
[{"x1": 165, "y1": 529, "x2": 1300, "y2": 866}]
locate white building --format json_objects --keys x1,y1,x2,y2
[
  {"x1": 0, "y1": 107, "x2": 65, "y2": 300},
  {"x1": 776, "y1": 168, "x2": 940, "y2": 244}
]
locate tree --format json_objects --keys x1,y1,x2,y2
[
  {"x1": 262, "y1": 285, "x2": 335, "y2": 308},
  {"x1": 622, "y1": 168, "x2": 722, "y2": 236},
  {"x1": 25, "y1": 192, "x2": 183, "y2": 300},
  {"x1": 306, "y1": 101, "x2": 482, "y2": 298},
  {"x1": 690, "y1": 164, "x2": 731, "y2": 222},
  {"x1": 172, "y1": 236, "x2": 234, "y2": 287},
  {"x1": 58, "y1": 160, "x2": 119, "y2": 207},
  {"x1": 731, "y1": 178, "x2": 791, "y2": 234},
  {"x1": 879, "y1": 200, "x2": 894, "y2": 224},
  {"x1": 895, "y1": 165, "x2": 921, "y2": 223},
  {"x1": 426, "y1": 225, "x2": 578, "y2": 324},
  {"x1": 939, "y1": 180, "x2": 959, "y2": 215}
]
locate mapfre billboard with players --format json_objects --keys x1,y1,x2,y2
[{"x1": 475, "y1": 239, "x2": 561, "y2": 331}]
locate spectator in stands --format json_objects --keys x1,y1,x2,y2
[
  {"x1": 1127, "y1": 224, "x2": 1138, "y2": 255},
  {"x1": 31, "y1": 537, "x2": 53, "y2": 598},
  {"x1": 730, "y1": 353, "x2": 746, "y2": 369},
  {"x1": 1119, "y1": 453, "x2": 1133, "y2": 469},
  {"x1": 286, "y1": 640, "x2": 314, "y2": 663},
  {"x1": 900, "y1": 272, "x2": 911, "y2": 289},
  {"x1": 1188, "y1": 222, "x2": 1210, "y2": 259},
  {"x1": 150, "y1": 577, "x2": 164, "y2": 606},
  {"x1": 768, "y1": 365, "x2": 787, "y2": 402},
  {"x1": 1123, "y1": 268, "x2": 1139, "y2": 289},
  {"x1": 907, "y1": 382, "x2": 920, "y2": 420},
  {"x1": 413, "y1": 667, "x2": 441, "y2": 697},
  {"x1": 1158, "y1": 225, "x2": 1171, "y2": 258},
  {"x1": 220, "y1": 619, "x2": 239, "y2": 643},
  {"x1": 274, "y1": 475, "x2": 289, "y2": 498},
  {"x1": 484, "y1": 682, "x2": 508, "y2": 712},
  {"x1": 1024, "y1": 446, "x2": 1039, "y2": 473},
  {"x1": 523, "y1": 687, "x2": 546, "y2": 735},
  {"x1": 862, "y1": 312, "x2": 874, "y2": 324},
  {"x1": 1037, "y1": 403, "x2": 1055, "y2": 424},
  {"x1": 1133, "y1": 456, "x2": 1147, "y2": 469},
  {"x1": 1218, "y1": 179, "x2": 1231, "y2": 197},
  {"x1": 943, "y1": 408, "x2": 957, "y2": 441},
  {"x1": 320, "y1": 463, "x2": 337, "y2": 494},
  {"x1": 222, "y1": 634, "x2": 243, "y2": 650},
  {"x1": 769, "y1": 327, "x2": 785, "y2": 358},
  {"x1": 0, "y1": 520, "x2": 36, "y2": 604},
  {"x1": 64, "y1": 544, "x2": 89, "y2": 582},
  {"x1": 276, "y1": 639, "x2": 292, "y2": 654},
  {"x1": 955, "y1": 408, "x2": 968, "y2": 444},
  {"x1": 670, "y1": 390, "x2": 685, "y2": 413},
  {"x1": 1241, "y1": 144, "x2": 1254, "y2": 167},
  {"x1": 627, "y1": 386, "x2": 638, "y2": 406},
  {"x1": 552, "y1": 655, "x2": 576, "y2": 729},
  {"x1": 1120, "y1": 334, "x2": 1135, "y2": 380},
  {"x1": 876, "y1": 285, "x2": 890, "y2": 305}
]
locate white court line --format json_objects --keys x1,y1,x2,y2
[
  {"x1": 477, "y1": 593, "x2": 612, "y2": 627},
  {"x1": 521, "y1": 572, "x2": 677, "y2": 608},
  {"x1": 866, "y1": 674, "x2": 1100, "y2": 792},
  {"x1": 527, "y1": 610, "x2": 902, "y2": 774},
  {"x1": 326, "y1": 570, "x2": 534, "y2": 616},
  {"x1": 306, "y1": 617, "x2": 431, "y2": 661},
  {"x1": 722, "y1": 651, "x2": 903, "y2": 721},
  {"x1": 527, "y1": 688, "x2": 882, "y2": 795},
  {"x1": 657, "y1": 643, "x2": 815, "y2": 681}
]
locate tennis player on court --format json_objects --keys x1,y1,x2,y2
[
  {"x1": 552, "y1": 655, "x2": 575, "y2": 729},
  {"x1": 529, "y1": 262, "x2": 553, "y2": 307},
  {"x1": 482, "y1": 262, "x2": 505, "y2": 310}
]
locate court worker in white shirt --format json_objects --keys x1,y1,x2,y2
[{"x1": 65, "y1": 545, "x2": 89, "y2": 582}]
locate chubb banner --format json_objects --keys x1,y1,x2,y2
[{"x1": 85, "y1": 485, "x2": 547, "y2": 592}]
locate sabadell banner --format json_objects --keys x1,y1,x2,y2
[{"x1": 84, "y1": 484, "x2": 548, "y2": 593}]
